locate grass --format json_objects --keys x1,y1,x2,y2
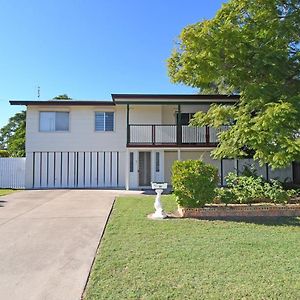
[
  {"x1": 85, "y1": 195, "x2": 300, "y2": 300},
  {"x1": 0, "y1": 189, "x2": 17, "y2": 197}
]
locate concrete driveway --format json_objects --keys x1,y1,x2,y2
[{"x1": 0, "y1": 189, "x2": 141, "y2": 300}]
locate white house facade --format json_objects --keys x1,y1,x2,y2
[{"x1": 10, "y1": 94, "x2": 297, "y2": 190}]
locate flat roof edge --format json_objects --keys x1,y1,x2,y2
[
  {"x1": 111, "y1": 94, "x2": 240, "y2": 100},
  {"x1": 10, "y1": 100, "x2": 115, "y2": 106}
]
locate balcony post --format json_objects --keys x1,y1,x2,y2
[
  {"x1": 127, "y1": 104, "x2": 130, "y2": 145},
  {"x1": 205, "y1": 126, "x2": 210, "y2": 144},
  {"x1": 152, "y1": 125, "x2": 155, "y2": 145},
  {"x1": 177, "y1": 104, "x2": 182, "y2": 145}
]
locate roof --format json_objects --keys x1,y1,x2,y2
[
  {"x1": 111, "y1": 94, "x2": 239, "y2": 104},
  {"x1": 9, "y1": 100, "x2": 115, "y2": 106},
  {"x1": 10, "y1": 94, "x2": 239, "y2": 106}
]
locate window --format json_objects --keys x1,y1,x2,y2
[
  {"x1": 130, "y1": 152, "x2": 134, "y2": 172},
  {"x1": 95, "y1": 112, "x2": 114, "y2": 131},
  {"x1": 39, "y1": 112, "x2": 69, "y2": 132},
  {"x1": 155, "y1": 152, "x2": 160, "y2": 172},
  {"x1": 176, "y1": 113, "x2": 195, "y2": 126}
]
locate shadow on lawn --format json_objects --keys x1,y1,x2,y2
[{"x1": 197, "y1": 216, "x2": 300, "y2": 227}]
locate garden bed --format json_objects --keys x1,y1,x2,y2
[{"x1": 178, "y1": 204, "x2": 300, "y2": 218}]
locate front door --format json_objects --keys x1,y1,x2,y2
[{"x1": 139, "y1": 152, "x2": 151, "y2": 186}]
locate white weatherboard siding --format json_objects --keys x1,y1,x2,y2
[
  {"x1": 129, "y1": 104, "x2": 210, "y2": 125},
  {"x1": 25, "y1": 105, "x2": 127, "y2": 188},
  {"x1": 128, "y1": 105, "x2": 162, "y2": 124},
  {"x1": 0, "y1": 158, "x2": 25, "y2": 189},
  {"x1": 26, "y1": 105, "x2": 127, "y2": 152}
]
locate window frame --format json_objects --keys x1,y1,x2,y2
[
  {"x1": 155, "y1": 152, "x2": 160, "y2": 172},
  {"x1": 95, "y1": 111, "x2": 115, "y2": 132},
  {"x1": 39, "y1": 111, "x2": 70, "y2": 132}
]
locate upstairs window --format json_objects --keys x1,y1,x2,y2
[
  {"x1": 39, "y1": 112, "x2": 69, "y2": 132},
  {"x1": 176, "y1": 113, "x2": 195, "y2": 125},
  {"x1": 95, "y1": 112, "x2": 114, "y2": 131}
]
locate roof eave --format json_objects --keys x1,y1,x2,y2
[
  {"x1": 111, "y1": 94, "x2": 239, "y2": 104},
  {"x1": 111, "y1": 93, "x2": 239, "y2": 100},
  {"x1": 9, "y1": 100, "x2": 115, "y2": 106}
]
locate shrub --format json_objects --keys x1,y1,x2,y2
[
  {"x1": 241, "y1": 163, "x2": 258, "y2": 177},
  {"x1": 172, "y1": 160, "x2": 219, "y2": 208},
  {"x1": 263, "y1": 180, "x2": 289, "y2": 204},
  {"x1": 226, "y1": 173, "x2": 265, "y2": 204},
  {"x1": 216, "y1": 172, "x2": 294, "y2": 204},
  {"x1": 215, "y1": 187, "x2": 237, "y2": 205},
  {"x1": 0, "y1": 150, "x2": 9, "y2": 157}
]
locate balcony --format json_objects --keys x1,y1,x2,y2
[{"x1": 127, "y1": 124, "x2": 228, "y2": 147}]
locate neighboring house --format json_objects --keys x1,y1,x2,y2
[{"x1": 10, "y1": 94, "x2": 296, "y2": 189}]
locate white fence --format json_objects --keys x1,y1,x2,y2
[{"x1": 0, "y1": 158, "x2": 26, "y2": 189}]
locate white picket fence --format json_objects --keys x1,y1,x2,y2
[{"x1": 0, "y1": 158, "x2": 26, "y2": 189}]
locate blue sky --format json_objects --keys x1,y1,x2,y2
[{"x1": 0, "y1": 0, "x2": 226, "y2": 127}]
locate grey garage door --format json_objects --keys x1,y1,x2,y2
[{"x1": 31, "y1": 151, "x2": 120, "y2": 188}]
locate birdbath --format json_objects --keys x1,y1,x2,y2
[{"x1": 149, "y1": 182, "x2": 168, "y2": 219}]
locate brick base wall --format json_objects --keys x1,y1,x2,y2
[{"x1": 178, "y1": 205, "x2": 300, "y2": 218}]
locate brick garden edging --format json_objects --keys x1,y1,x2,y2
[{"x1": 178, "y1": 205, "x2": 300, "y2": 218}]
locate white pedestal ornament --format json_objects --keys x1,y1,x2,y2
[{"x1": 149, "y1": 182, "x2": 168, "y2": 220}]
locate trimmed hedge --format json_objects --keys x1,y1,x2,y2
[{"x1": 172, "y1": 160, "x2": 219, "y2": 208}]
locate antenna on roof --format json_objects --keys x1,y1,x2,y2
[{"x1": 37, "y1": 86, "x2": 40, "y2": 99}]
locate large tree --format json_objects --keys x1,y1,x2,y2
[
  {"x1": 0, "y1": 111, "x2": 26, "y2": 157},
  {"x1": 53, "y1": 94, "x2": 72, "y2": 100},
  {"x1": 168, "y1": 0, "x2": 300, "y2": 168}
]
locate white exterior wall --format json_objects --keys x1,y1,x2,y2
[
  {"x1": 128, "y1": 105, "x2": 162, "y2": 124},
  {"x1": 128, "y1": 149, "x2": 164, "y2": 189},
  {"x1": 128, "y1": 104, "x2": 210, "y2": 125},
  {"x1": 26, "y1": 105, "x2": 127, "y2": 152},
  {"x1": 24, "y1": 102, "x2": 294, "y2": 189},
  {"x1": 25, "y1": 105, "x2": 127, "y2": 188}
]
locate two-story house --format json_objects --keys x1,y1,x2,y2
[{"x1": 10, "y1": 94, "x2": 295, "y2": 189}]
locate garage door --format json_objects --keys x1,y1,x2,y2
[{"x1": 31, "y1": 151, "x2": 120, "y2": 188}]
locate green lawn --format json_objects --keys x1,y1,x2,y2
[
  {"x1": 85, "y1": 195, "x2": 300, "y2": 300},
  {"x1": 0, "y1": 189, "x2": 17, "y2": 197}
]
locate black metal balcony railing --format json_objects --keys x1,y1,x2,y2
[{"x1": 127, "y1": 124, "x2": 228, "y2": 147}]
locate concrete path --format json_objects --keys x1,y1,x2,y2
[{"x1": 0, "y1": 189, "x2": 141, "y2": 300}]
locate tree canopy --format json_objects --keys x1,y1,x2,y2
[
  {"x1": 53, "y1": 94, "x2": 72, "y2": 100},
  {"x1": 0, "y1": 111, "x2": 26, "y2": 157},
  {"x1": 168, "y1": 0, "x2": 300, "y2": 168}
]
